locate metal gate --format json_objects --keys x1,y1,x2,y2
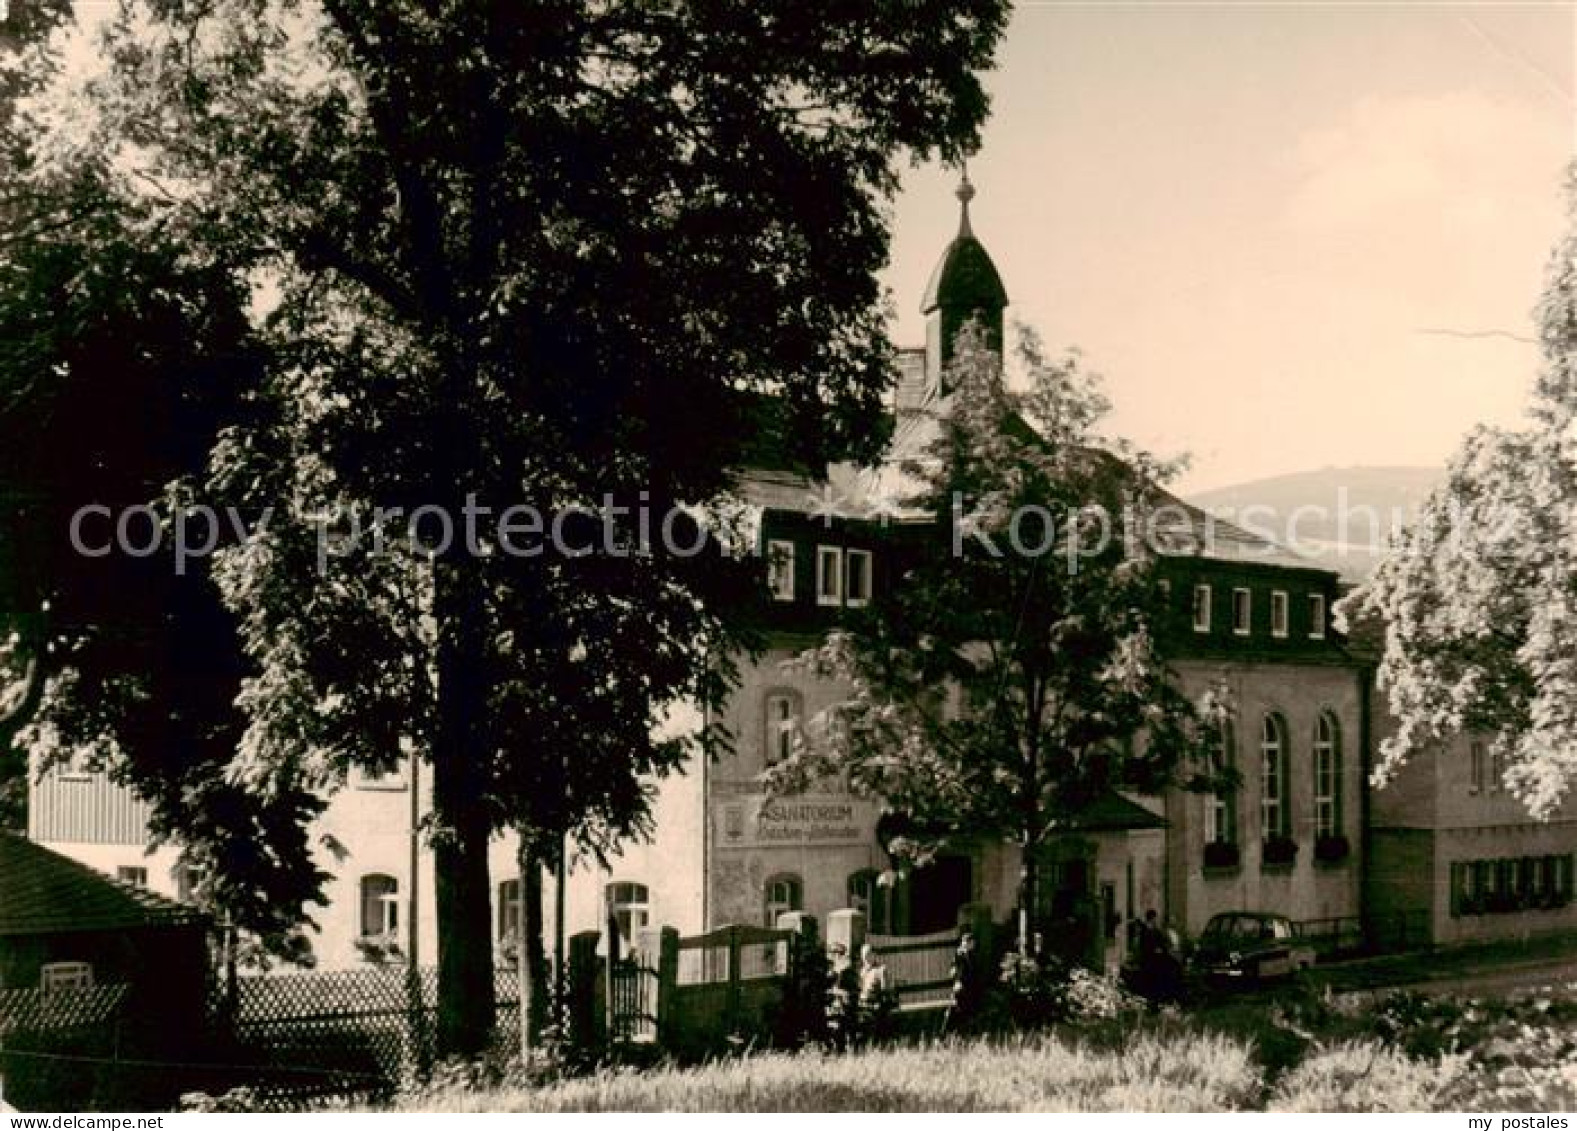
[{"x1": 607, "y1": 956, "x2": 659, "y2": 1043}]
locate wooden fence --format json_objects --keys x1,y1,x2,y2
[{"x1": 868, "y1": 926, "x2": 959, "y2": 1012}]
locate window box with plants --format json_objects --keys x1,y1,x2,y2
[
  {"x1": 1261, "y1": 835, "x2": 1298, "y2": 868},
  {"x1": 1313, "y1": 834, "x2": 1350, "y2": 864},
  {"x1": 1203, "y1": 840, "x2": 1241, "y2": 871}
]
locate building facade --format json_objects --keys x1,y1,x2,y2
[
  {"x1": 22, "y1": 187, "x2": 1567, "y2": 975},
  {"x1": 1368, "y1": 726, "x2": 1577, "y2": 946}
]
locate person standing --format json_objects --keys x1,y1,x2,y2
[
  {"x1": 945, "y1": 929, "x2": 985, "y2": 1034},
  {"x1": 857, "y1": 942, "x2": 895, "y2": 1044}
]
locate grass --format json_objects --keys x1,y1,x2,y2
[
  {"x1": 391, "y1": 1030, "x2": 1264, "y2": 1112},
  {"x1": 373, "y1": 977, "x2": 1577, "y2": 1112}
]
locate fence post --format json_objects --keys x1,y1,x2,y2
[
  {"x1": 826, "y1": 908, "x2": 866, "y2": 957},
  {"x1": 639, "y1": 926, "x2": 679, "y2": 1048},
  {"x1": 725, "y1": 925, "x2": 743, "y2": 1033},
  {"x1": 775, "y1": 912, "x2": 822, "y2": 1047},
  {"x1": 567, "y1": 930, "x2": 603, "y2": 1051}
]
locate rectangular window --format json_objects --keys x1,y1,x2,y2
[
  {"x1": 765, "y1": 693, "x2": 800, "y2": 766},
  {"x1": 1308, "y1": 593, "x2": 1327, "y2": 639},
  {"x1": 1232, "y1": 588, "x2": 1252, "y2": 635},
  {"x1": 1192, "y1": 584, "x2": 1212, "y2": 633},
  {"x1": 1469, "y1": 741, "x2": 1486, "y2": 795},
  {"x1": 845, "y1": 549, "x2": 872, "y2": 607},
  {"x1": 1261, "y1": 764, "x2": 1281, "y2": 840},
  {"x1": 1270, "y1": 591, "x2": 1288, "y2": 638},
  {"x1": 1490, "y1": 747, "x2": 1505, "y2": 795},
  {"x1": 40, "y1": 962, "x2": 94, "y2": 994},
  {"x1": 767, "y1": 539, "x2": 796, "y2": 602},
  {"x1": 360, "y1": 875, "x2": 400, "y2": 937},
  {"x1": 116, "y1": 866, "x2": 148, "y2": 888},
  {"x1": 816, "y1": 546, "x2": 843, "y2": 607},
  {"x1": 1314, "y1": 758, "x2": 1337, "y2": 838}
]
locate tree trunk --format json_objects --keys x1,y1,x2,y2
[
  {"x1": 523, "y1": 843, "x2": 549, "y2": 1045},
  {"x1": 1018, "y1": 839, "x2": 1037, "y2": 955},
  {"x1": 431, "y1": 561, "x2": 496, "y2": 1058}
]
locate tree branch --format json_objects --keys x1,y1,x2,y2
[{"x1": 0, "y1": 655, "x2": 43, "y2": 747}]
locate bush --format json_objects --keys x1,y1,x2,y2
[{"x1": 998, "y1": 950, "x2": 1067, "y2": 1028}]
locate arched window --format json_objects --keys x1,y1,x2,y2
[
  {"x1": 1205, "y1": 723, "x2": 1238, "y2": 845},
  {"x1": 497, "y1": 879, "x2": 521, "y2": 941},
  {"x1": 360, "y1": 874, "x2": 399, "y2": 937},
  {"x1": 763, "y1": 874, "x2": 803, "y2": 927},
  {"x1": 1260, "y1": 714, "x2": 1289, "y2": 841},
  {"x1": 606, "y1": 881, "x2": 650, "y2": 948},
  {"x1": 763, "y1": 689, "x2": 803, "y2": 766},
  {"x1": 1313, "y1": 713, "x2": 1342, "y2": 838}
]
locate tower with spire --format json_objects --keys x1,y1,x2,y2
[{"x1": 920, "y1": 170, "x2": 1009, "y2": 396}]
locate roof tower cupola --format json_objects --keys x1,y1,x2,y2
[{"x1": 921, "y1": 170, "x2": 1008, "y2": 394}]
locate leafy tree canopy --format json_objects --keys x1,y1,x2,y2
[
  {"x1": 1345, "y1": 169, "x2": 1577, "y2": 820},
  {"x1": 3, "y1": 0, "x2": 1009, "y2": 1051},
  {"x1": 768, "y1": 325, "x2": 1230, "y2": 940}
]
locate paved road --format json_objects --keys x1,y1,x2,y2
[{"x1": 1402, "y1": 955, "x2": 1577, "y2": 998}]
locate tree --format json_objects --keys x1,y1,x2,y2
[
  {"x1": 768, "y1": 326, "x2": 1228, "y2": 952},
  {"x1": 1344, "y1": 170, "x2": 1577, "y2": 821},
  {"x1": 6, "y1": 0, "x2": 1008, "y2": 1055},
  {"x1": 0, "y1": 87, "x2": 332, "y2": 945}
]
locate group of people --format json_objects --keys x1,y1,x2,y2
[
  {"x1": 825, "y1": 941, "x2": 897, "y2": 1049},
  {"x1": 1125, "y1": 908, "x2": 1185, "y2": 1004}
]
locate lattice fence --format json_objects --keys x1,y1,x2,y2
[
  {"x1": 200, "y1": 964, "x2": 524, "y2": 1111},
  {"x1": 0, "y1": 984, "x2": 131, "y2": 1111},
  {"x1": 0, "y1": 983, "x2": 129, "y2": 1036}
]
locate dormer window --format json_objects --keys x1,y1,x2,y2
[
  {"x1": 767, "y1": 540, "x2": 796, "y2": 602},
  {"x1": 816, "y1": 546, "x2": 844, "y2": 607},
  {"x1": 1192, "y1": 585, "x2": 1212, "y2": 633},
  {"x1": 846, "y1": 550, "x2": 872, "y2": 607},
  {"x1": 1309, "y1": 594, "x2": 1327, "y2": 639},
  {"x1": 1232, "y1": 588, "x2": 1252, "y2": 636}
]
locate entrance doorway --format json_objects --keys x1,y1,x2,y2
[{"x1": 909, "y1": 854, "x2": 973, "y2": 934}]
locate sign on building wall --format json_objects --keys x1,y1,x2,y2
[{"x1": 716, "y1": 794, "x2": 878, "y2": 850}]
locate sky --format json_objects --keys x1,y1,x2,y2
[{"x1": 879, "y1": 2, "x2": 1575, "y2": 493}]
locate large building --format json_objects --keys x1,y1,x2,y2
[
  {"x1": 20, "y1": 186, "x2": 1567, "y2": 979},
  {"x1": 1368, "y1": 726, "x2": 1577, "y2": 946}
]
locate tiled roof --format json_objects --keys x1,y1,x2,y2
[
  {"x1": 736, "y1": 395, "x2": 1328, "y2": 576},
  {"x1": 0, "y1": 832, "x2": 206, "y2": 936},
  {"x1": 1058, "y1": 791, "x2": 1168, "y2": 833}
]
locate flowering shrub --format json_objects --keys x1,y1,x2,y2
[
  {"x1": 996, "y1": 954, "x2": 1145, "y2": 1028},
  {"x1": 1362, "y1": 986, "x2": 1577, "y2": 1110},
  {"x1": 1064, "y1": 967, "x2": 1146, "y2": 1022}
]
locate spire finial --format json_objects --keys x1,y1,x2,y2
[{"x1": 955, "y1": 163, "x2": 975, "y2": 238}]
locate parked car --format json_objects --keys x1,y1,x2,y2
[{"x1": 1190, "y1": 911, "x2": 1315, "y2": 986}]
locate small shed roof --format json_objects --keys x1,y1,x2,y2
[{"x1": 0, "y1": 832, "x2": 206, "y2": 936}]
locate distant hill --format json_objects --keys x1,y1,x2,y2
[{"x1": 1186, "y1": 466, "x2": 1443, "y2": 582}]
